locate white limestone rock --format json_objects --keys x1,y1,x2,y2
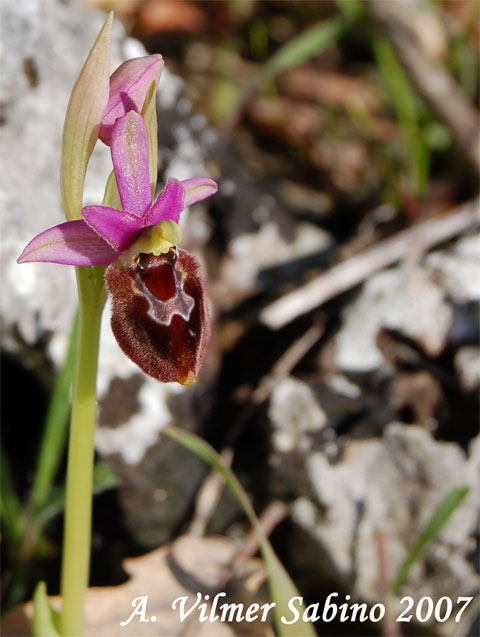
[{"x1": 291, "y1": 424, "x2": 479, "y2": 635}]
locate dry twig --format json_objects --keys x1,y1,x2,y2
[
  {"x1": 189, "y1": 448, "x2": 234, "y2": 537},
  {"x1": 227, "y1": 501, "x2": 289, "y2": 575},
  {"x1": 376, "y1": 530, "x2": 402, "y2": 637},
  {"x1": 260, "y1": 199, "x2": 479, "y2": 329}
]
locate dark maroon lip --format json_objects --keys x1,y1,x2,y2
[{"x1": 105, "y1": 248, "x2": 210, "y2": 385}]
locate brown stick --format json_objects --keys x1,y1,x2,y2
[
  {"x1": 217, "y1": 500, "x2": 289, "y2": 590},
  {"x1": 252, "y1": 321, "x2": 325, "y2": 404},
  {"x1": 229, "y1": 501, "x2": 289, "y2": 571},
  {"x1": 376, "y1": 530, "x2": 402, "y2": 637},
  {"x1": 189, "y1": 447, "x2": 234, "y2": 537},
  {"x1": 260, "y1": 199, "x2": 479, "y2": 329}
]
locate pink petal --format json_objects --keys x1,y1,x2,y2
[
  {"x1": 17, "y1": 220, "x2": 119, "y2": 266},
  {"x1": 82, "y1": 205, "x2": 142, "y2": 252},
  {"x1": 110, "y1": 111, "x2": 152, "y2": 219},
  {"x1": 99, "y1": 55, "x2": 164, "y2": 145},
  {"x1": 182, "y1": 177, "x2": 218, "y2": 208},
  {"x1": 144, "y1": 178, "x2": 185, "y2": 226}
]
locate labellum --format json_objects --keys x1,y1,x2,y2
[{"x1": 106, "y1": 248, "x2": 210, "y2": 385}]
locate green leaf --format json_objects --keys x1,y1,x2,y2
[
  {"x1": 391, "y1": 486, "x2": 470, "y2": 593},
  {"x1": 141, "y1": 81, "x2": 159, "y2": 197},
  {"x1": 423, "y1": 121, "x2": 451, "y2": 151},
  {"x1": 264, "y1": 16, "x2": 346, "y2": 78},
  {"x1": 92, "y1": 461, "x2": 122, "y2": 492},
  {"x1": 29, "y1": 315, "x2": 78, "y2": 514},
  {"x1": 0, "y1": 444, "x2": 24, "y2": 548},
  {"x1": 36, "y1": 462, "x2": 121, "y2": 528},
  {"x1": 61, "y1": 12, "x2": 113, "y2": 221},
  {"x1": 334, "y1": 0, "x2": 364, "y2": 20},
  {"x1": 373, "y1": 37, "x2": 429, "y2": 197},
  {"x1": 164, "y1": 427, "x2": 317, "y2": 637},
  {"x1": 31, "y1": 581, "x2": 61, "y2": 637},
  {"x1": 249, "y1": 20, "x2": 269, "y2": 62},
  {"x1": 222, "y1": 15, "x2": 348, "y2": 132}
]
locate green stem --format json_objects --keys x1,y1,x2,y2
[{"x1": 60, "y1": 266, "x2": 106, "y2": 637}]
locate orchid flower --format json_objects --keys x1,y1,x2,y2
[
  {"x1": 61, "y1": 50, "x2": 163, "y2": 222},
  {"x1": 18, "y1": 110, "x2": 217, "y2": 384},
  {"x1": 20, "y1": 14, "x2": 219, "y2": 635}
]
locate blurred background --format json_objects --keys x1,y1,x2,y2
[{"x1": 1, "y1": 0, "x2": 479, "y2": 635}]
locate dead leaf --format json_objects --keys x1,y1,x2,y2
[
  {"x1": 84, "y1": 0, "x2": 141, "y2": 21},
  {"x1": 279, "y1": 67, "x2": 382, "y2": 114},
  {"x1": 246, "y1": 96, "x2": 322, "y2": 145},
  {"x1": 1, "y1": 535, "x2": 273, "y2": 637}
]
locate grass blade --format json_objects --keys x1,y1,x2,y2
[
  {"x1": 164, "y1": 427, "x2": 317, "y2": 637},
  {"x1": 264, "y1": 16, "x2": 346, "y2": 78},
  {"x1": 373, "y1": 37, "x2": 430, "y2": 197},
  {"x1": 334, "y1": 0, "x2": 364, "y2": 20},
  {"x1": 222, "y1": 14, "x2": 349, "y2": 134},
  {"x1": 36, "y1": 462, "x2": 121, "y2": 528},
  {"x1": 29, "y1": 315, "x2": 78, "y2": 513},
  {"x1": 391, "y1": 486, "x2": 470, "y2": 593},
  {"x1": 0, "y1": 444, "x2": 24, "y2": 548}
]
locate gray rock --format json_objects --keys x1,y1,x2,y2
[
  {"x1": 335, "y1": 266, "x2": 452, "y2": 371},
  {"x1": 214, "y1": 222, "x2": 332, "y2": 311},
  {"x1": 1, "y1": 0, "x2": 124, "y2": 352},
  {"x1": 335, "y1": 236, "x2": 480, "y2": 373},
  {"x1": 425, "y1": 234, "x2": 480, "y2": 304},
  {"x1": 291, "y1": 424, "x2": 479, "y2": 635},
  {"x1": 455, "y1": 346, "x2": 480, "y2": 391},
  {"x1": 269, "y1": 376, "x2": 326, "y2": 454}
]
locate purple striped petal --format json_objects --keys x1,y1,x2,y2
[
  {"x1": 110, "y1": 111, "x2": 152, "y2": 219},
  {"x1": 182, "y1": 177, "x2": 218, "y2": 208},
  {"x1": 99, "y1": 55, "x2": 163, "y2": 145},
  {"x1": 17, "y1": 221, "x2": 119, "y2": 266},
  {"x1": 145, "y1": 178, "x2": 185, "y2": 226},
  {"x1": 82, "y1": 205, "x2": 142, "y2": 251}
]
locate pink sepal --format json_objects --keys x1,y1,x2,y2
[
  {"x1": 17, "y1": 220, "x2": 119, "y2": 266},
  {"x1": 99, "y1": 55, "x2": 163, "y2": 145},
  {"x1": 182, "y1": 177, "x2": 218, "y2": 208},
  {"x1": 145, "y1": 178, "x2": 185, "y2": 226}
]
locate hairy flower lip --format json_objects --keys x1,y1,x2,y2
[{"x1": 106, "y1": 248, "x2": 211, "y2": 385}]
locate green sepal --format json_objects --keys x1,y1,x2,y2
[
  {"x1": 60, "y1": 13, "x2": 113, "y2": 221},
  {"x1": 141, "y1": 80, "x2": 159, "y2": 197}
]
